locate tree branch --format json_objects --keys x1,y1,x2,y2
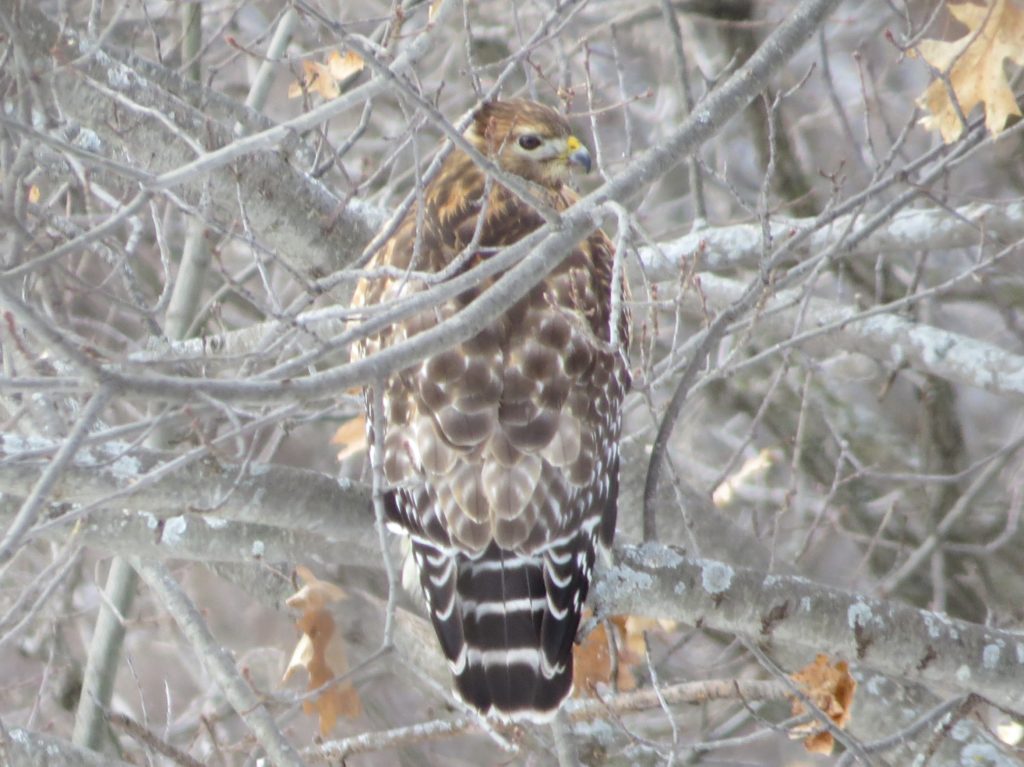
[
  {"x1": 594, "y1": 545, "x2": 1024, "y2": 713},
  {"x1": 132, "y1": 559, "x2": 306, "y2": 767},
  {"x1": 2, "y1": 727, "x2": 138, "y2": 767},
  {"x1": 0, "y1": 438, "x2": 371, "y2": 537},
  {"x1": 307, "y1": 679, "x2": 790, "y2": 762},
  {"x1": 639, "y1": 201, "x2": 1024, "y2": 276},
  {"x1": 4, "y1": 439, "x2": 1015, "y2": 717},
  {"x1": 8, "y1": 4, "x2": 401, "y2": 280},
  {"x1": 0, "y1": 0, "x2": 845, "y2": 406},
  {"x1": 683, "y1": 273, "x2": 1024, "y2": 400}
]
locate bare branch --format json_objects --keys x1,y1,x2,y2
[
  {"x1": 685, "y1": 273, "x2": 1024, "y2": 400},
  {"x1": 640, "y1": 201, "x2": 1024, "y2": 276},
  {"x1": 132, "y1": 559, "x2": 306, "y2": 767},
  {"x1": 594, "y1": 545, "x2": 1024, "y2": 713},
  {"x1": 2, "y1": 727, "x2": 138, "y2": 767}
]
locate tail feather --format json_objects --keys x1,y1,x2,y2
[
  {"x1": 412, "y1": 536, "x2": 596, "y2": 720},
  {"x1": 541, "y1": 536, "x2": 594, "y2": 675}
]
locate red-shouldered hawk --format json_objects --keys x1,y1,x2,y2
[{"x1": 352, "y1": 99, "x2": 630, "y2": 720}]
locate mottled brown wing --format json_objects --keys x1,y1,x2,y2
[{"x1": 352, "y1": 161, "x2": 629, "y2": 720}]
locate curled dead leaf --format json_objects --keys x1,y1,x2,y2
[
  {"x1": 621, "y1": 616, "x2": 679, "y2": 660},
  {"x1": 287, "y1": 564, "x2": 347, "y2": 612},
  {"x1": 282, "y1": 567, "x2": 361, "y2": 734},
  {"x1": 332, "y1": 415, "x2": 367, "y2": 461},
  {"x1": 328, "y1": 50, "x2": 364, "y2": 82},
  {"x1": 788, "y1": 654, "x2": 857, "y2": 755},
  {"x1": 288, "y1": 50, "x2": 365, "y2": 101},
  {"x1": 573, "y1": 615, "x2": 637, "y2": 696},
  {"x1": 572, "y1": 612, "x2": 682, "y2": 697},
  {"x1": 712, "y1": 448, "x2": 781, "y2": 507}
]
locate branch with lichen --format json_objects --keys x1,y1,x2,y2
[{"x1": 2, "y1": 447, "x2": 1019, "y2": 714}]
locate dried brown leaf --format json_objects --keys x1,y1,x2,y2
[
  {"x1": 282, "y1": 567, "x2": 361, "y2": 734},
  {"x1": 788, "y1": 654, "x2": 857, "y2": 755},
  {"x1": 621, "y1": 616, "x2": 678, "y2": 660},
  {"x1": 288, "y1": 51, "x2": 363, "y2": 101},
  {"x1": 286, "y1": 565, "x2": 347, "y2": 612},
  {"x1": 288, "y1": 60, "x2": 338, "y2": 100},
  {"x1": 331, "y1": 415, "x2": 366, "y2": 461},
  {"x1": 915, "y1": 0, "x2": 1024, "y2": 142},
  {"x1": 327, "y1": 50, "x2": 364, "y2": 82},
  {"x1": 572, "y1": 614, "x2": 641, "y2": 696}
]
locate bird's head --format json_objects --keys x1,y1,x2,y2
[{"x1": 466, "y1": 99, "x2": 592, "y2": 188}]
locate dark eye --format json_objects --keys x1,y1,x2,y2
[{"x1": 518, "y1": 134, "x2": 542, "y2": 150}]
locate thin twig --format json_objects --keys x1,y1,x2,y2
[{"x1": 0, "y1": 386, "x2": 113, "y2": 565}]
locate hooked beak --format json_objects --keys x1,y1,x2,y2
[{"x1": 565, "y1": 135, "x2": 592, "y2": 174}]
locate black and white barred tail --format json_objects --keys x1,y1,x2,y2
[{"x1": 411, "y1": 534, "x2": 598, "y2": 720}]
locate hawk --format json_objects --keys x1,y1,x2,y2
[{"x1": 352, "y1": 99, "x2": 630, "y2": 720}]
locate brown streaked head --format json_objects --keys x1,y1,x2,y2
[{"x1": 465, "y1": 99, "x2": 592, "y2": 187}]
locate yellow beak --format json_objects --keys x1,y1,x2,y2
[{"x1": 565, "y1": 135, "x2": 592, "y2": 173}]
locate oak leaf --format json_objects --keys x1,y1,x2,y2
[
  {"x1": 915, "y1": 0, "x2": 1024, "y2": 142},
  {"x1": 788, "y1": 654, "x2": 857, "y2": 754},
  {"x1": 282, "y1": 566, "x2": 362, "y2": 735}
]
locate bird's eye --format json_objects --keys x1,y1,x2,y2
[{"x1": 518, "y1": 134, "x2": 542, "y2": 150}]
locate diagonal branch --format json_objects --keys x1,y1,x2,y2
[
  {"x1": 132, "y1": 559, "x2": 306, "y2": 767},
  {"x1": 0, "y1": 0, "x2": 844, "y2": 406},
  {"x1": 0, "y1": 386, "x2": 113, "y2": 565}
]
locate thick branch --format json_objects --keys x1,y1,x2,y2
[
  {"x1": 640, "y1": 201, "x2": 1024, "y2": 276},
  {"x1": 0, "y1": 437, "x2": 372, "y2": 537},
  {"x1": 594, "y1": 545, "x2": 1024, "y2": 713},
  {"x1": 687, "y1": 274, "x2": 1024, "y2": 400},
  {"x1": 6, "y1": 443, "x2": 1014, "y2": 716},
  {"x1": 3, "y1": 728, "x2": 138, "y2": 767},
  {"x1": 0, "y1": 494, "x2": 376, "y2": 569}
]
